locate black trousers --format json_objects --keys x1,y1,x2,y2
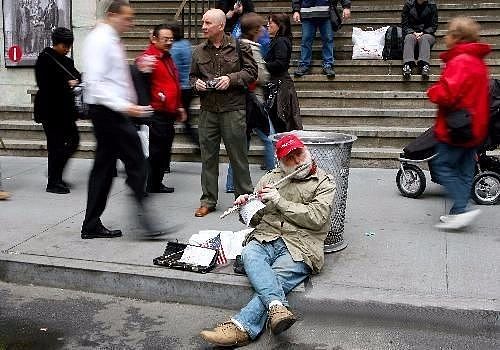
[
  {"x1": 82, "y1": 105, "x2": 147, "y2": 231},
  {"x1": 41, "y1": 118, "x2": 80, "y2": 186},
  {"x1": 147, "y1": 111, "x2": 175, "y2": 190}
]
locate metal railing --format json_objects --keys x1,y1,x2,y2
[{"x1": 175, "y1": 0, "x2": 217, "y2": 42}]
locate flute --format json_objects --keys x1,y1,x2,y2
[{"x1": 219, "y1": 162, "x2": 312, "y2": 219}]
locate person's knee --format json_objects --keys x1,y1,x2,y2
[{"x1": 404, "y1": 34, "x2": 416, "y2": 44}]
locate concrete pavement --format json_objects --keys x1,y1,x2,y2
[{"x1": 0, "y1": 156, "x2": 498, "y2": 334}]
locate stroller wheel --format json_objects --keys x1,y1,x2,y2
[
  {"x1": 396, "y1": 164, "x2": 426, "y2": 198},
  {"x1": 471, "y1": 171, "x2": 500, "y2": 205}
]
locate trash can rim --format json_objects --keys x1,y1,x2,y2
[{"x1": 269, "y1": 131, "x2": 357, "y2": 145}]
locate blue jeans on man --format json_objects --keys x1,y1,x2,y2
[
  {"x1": 431, "y1": 142, "x2": 476, "y2": 214},
  {"x1": 298, "y1": 18, "x2": 335, "y2": 69},
  {"x1": 232, "y1": 238, "x2": 310, "y2": 339}
]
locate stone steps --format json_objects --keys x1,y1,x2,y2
[
  {"x1": 132, "y1": 4, "x2": 500, "y2": 20},
  {"x1": 2, "y1": 0, "x2": 499, "y2": 168}
]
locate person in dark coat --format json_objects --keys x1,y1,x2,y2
[
  {"x1": 34, "y1": 27, "x2": 80, "y2": 194},
  {"x1": 264, "y1": 13, "x2": 302, "y2": 133},
  {"x1": 401, "y1": 0, "x2": 438, "y2": 80},
  {"x1": 217, "y1": 0, "x2": 255, "y2": 34}
]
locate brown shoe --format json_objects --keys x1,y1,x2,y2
[
  {"x1": 194, "y1": 205, "x2": 215, "y2": 217},
  {"x1": 268, "y1": 305, "x2": 297, "y2": 335},
  {"x1": 200, "y1": 321, "x2": 250, "y2": 347},
  {"x1": 0, "y1": 191, "x2": 11, "y2": 200}
]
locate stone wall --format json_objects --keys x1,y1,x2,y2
[{"x1": 0, "y1": 0, "x2": 104, "y2": 106}]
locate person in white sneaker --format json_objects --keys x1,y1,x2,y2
[
  {"x1": 428, "y1": 17, "x2": 491, "y2": 230},
  {"x1": 200, "y1": 134, "x2": 335, "y2": 347}
]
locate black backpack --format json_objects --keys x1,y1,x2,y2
[
  {"x1": 488, "y1": 78, "x2": 500, "y2": 146},
  {"x1": 382, "y1": 26, "x2": 403, "y2": 60}
]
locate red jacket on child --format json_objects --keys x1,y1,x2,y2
[
  {"x1": 139, "y1": 44, "x2": 182, "y2": 115},
  {"x1": 427, "y1": 42, "x2": 491, "y2": 148}
]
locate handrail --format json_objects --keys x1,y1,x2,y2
[
  {"x1": 175, "y1": 0, "x2": 218, "y2": 42},
  {"x1": 174, "y1": 0, "x2": 189, "y2": 21}
]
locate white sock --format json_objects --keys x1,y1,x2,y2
[
  {"x1": 230, "y1": 318, "x2": 246, "y2": 332},
  {"x1": 268, "y1": 300, "x2": 283, "y2": 309}
]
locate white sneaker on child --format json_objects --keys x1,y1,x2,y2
[{"x1": 435, "y1": 209, "x2": 481, "y2": 230}]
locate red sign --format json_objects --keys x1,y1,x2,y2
[{"x1": 7, "y1": 46, "x2": 23, "y2": 63}]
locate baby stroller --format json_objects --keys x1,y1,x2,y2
[{"x1": 396, "y1": 79, "x2": 500, "y2": 205}]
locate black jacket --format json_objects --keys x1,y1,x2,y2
[
  {"x1": 217, "y1": 0, "x2": 255, "y2": 33},
  {"x1": 34, "y1": 47, "x2": 81, "y2": 122},
  {"x1": 263, "y1": 37, "x2": 302, "y2": 132},
  {"x1": 264, "y1": 36, "x2": 292, "y2": 79},
  {"x1": 401, "y1": 0, "x2": 438, "y2": 37}
]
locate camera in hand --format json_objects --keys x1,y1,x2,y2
[{"x1": 205, "y1": 79, "x2": 219, "y2": 90}]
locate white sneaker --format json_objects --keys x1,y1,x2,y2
[
  {"x1": 439, "y1": 215, "x2": 454, "y2": 223},
  {"x1": 435, "y1": 209, "x2": 481, "y2": 230}
]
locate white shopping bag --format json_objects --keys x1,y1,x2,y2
[
  {"x1": 137, "y1": 125, "x2": 149, "y2": 158},
  {"x1": 352, "y1": 26, "x2": 389, "y2": 59}
]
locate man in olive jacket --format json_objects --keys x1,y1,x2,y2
[
  {"x1": 190, "y1": 8, "x2": 257, "y2": 218},
  {"x1": 200, "y1": 134, "x2": 335, "y2": 347}
]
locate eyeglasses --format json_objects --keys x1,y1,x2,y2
[{"x1": 157, "y1": 37, "x2": 175, "y2": 42}]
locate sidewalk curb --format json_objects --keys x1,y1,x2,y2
[{"x1": 0, "y1": 253, "x2": 498, "y2": 334}]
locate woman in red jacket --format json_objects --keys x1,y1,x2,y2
[{"x1": 428, "y1": 17, "x2": 491, "y2": 230}]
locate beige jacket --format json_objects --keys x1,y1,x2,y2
[
  {"x1": 245, "y1": 167, "x2": 336, "y2": 273},
  {"x1": 241, "y1": 38, "x2": 269, "y2": 100}
]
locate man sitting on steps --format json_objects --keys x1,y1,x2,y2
[
  {"x1": 401, "y1": 0, "x2": 439, "y2": 80},
  {"x1": 200, "y1": 134, "x2": 335, "y2": 347}
]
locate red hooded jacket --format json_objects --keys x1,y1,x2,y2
[
  {"x1": 427, "y1": 42, "x2": 491, "y2": 148},
  {"x1": 139, "y1": 44, "x2": 182, "y2": 115}
]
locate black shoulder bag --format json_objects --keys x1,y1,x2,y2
[
  {"x1": 329, "y1": 0, "x2": 343, "y2": 32},
  {"x1": 44, "y1": 52, "x2": 89, "y2": 119},
  {"x1": 446, "y1": 108, "x2": 473, "y2": 144}
]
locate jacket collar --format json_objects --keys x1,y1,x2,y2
[
  {"x1": 440, "y1": 42, "x2": 492, "y2": 62},
  {"x1": 145, "y1": 43, "x2": 171, "y2": 58},
  {"x1": 409, "y1": 3, "x2": 431, "y2": 20},
  {"x1": 203, "y1": 34, "x2": 235, "y2": 49}
]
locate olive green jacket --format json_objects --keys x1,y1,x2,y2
[
  {"x1": 245, "y1": 167, "x2": 336, "y2": 273},
  {"x1": 190, "y1": 34, "x2": 258, "y2": 113}
]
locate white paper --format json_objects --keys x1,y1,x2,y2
[
  {"x1": 239, "y1": 198, "x2": 266, "y2": 226},
  {"x1": 178, "y1": 245, "x2": 217, "y2": 267},
  {"x1": 188, "y1": 228, "x2": 254, "y2": 260}
]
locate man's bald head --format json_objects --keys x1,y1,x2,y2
[
  {"x1": 202, "y1": 9, "x2": 226, "y2": 42},
  {"x1": 204, "y1": 9, "x2": 226, "y2": 26}
]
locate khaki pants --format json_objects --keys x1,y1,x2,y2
[{"x1": 198, "y1": 109, "x2": 253, "y2": 208}]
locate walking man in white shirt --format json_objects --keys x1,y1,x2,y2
[{"x1": 81, "y1": 0, "x2": 156, "y2": 239}]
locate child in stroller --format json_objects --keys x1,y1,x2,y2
[{"x1": 396, "y1": 79, "x2": 500, "y2": 205}]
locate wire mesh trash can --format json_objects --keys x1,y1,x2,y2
[{"x1": 270, "y1": 131, "x2": 357, "y2": 253}]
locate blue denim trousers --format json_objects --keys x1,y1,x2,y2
[
  {"x1": 232, "y1": 239, "x2": 311, "y2": 339},
  {"x1": 298, "y1": 18, "x2": 334, "y2": 68},
  {"x1": 431, "y1": 142, "x2": 477, "y2": 214}
]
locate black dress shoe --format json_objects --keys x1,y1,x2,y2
[
  {"x1": 148, "y1": 184, "x2": 174, "y2": 193},
  {"x1": 81, "y1": 225, "x2": 123, "y2": 239},
  {"x1": 46, "y1": 183, "x2": 70, "y2": 194}
]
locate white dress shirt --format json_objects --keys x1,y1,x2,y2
[{"x1": 82, "y1": 23, "x2": 137, "y2": 113}]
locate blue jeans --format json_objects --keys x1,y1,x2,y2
[
  {"x1": 431, "y1": 142, "x2": 476, "y2": 214},
  {"x1": 226, "y1": 123, "x2": 276, "y2": 192},
  {"x1": 298, "y1": 18, "x2": 334, "y2": 68},
  {"x1": 232, "y1": 239, "x2": 311, "y2": 339}
]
